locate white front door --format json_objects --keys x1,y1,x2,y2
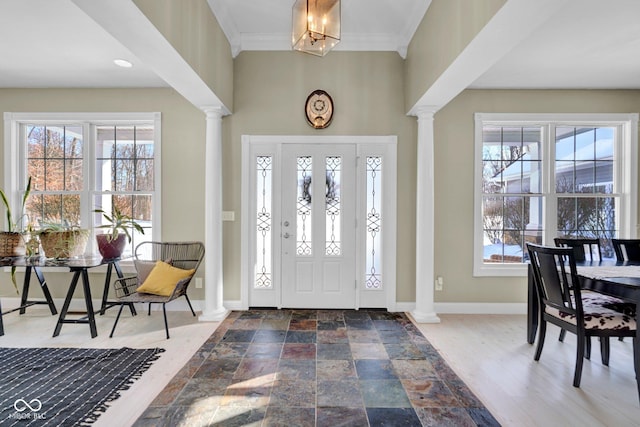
[{"x1": 281, "y1": 144, "x2": 356, "y2": 308}]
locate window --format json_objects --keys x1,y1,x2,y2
[
  {"x1": 474, "y1": 113, "x2": 638, "y2": 276},
  {"x1": 4, "y1": 113, "x2": 161, "y2": 258}
]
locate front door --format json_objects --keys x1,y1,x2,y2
[{"x1": 281, "y1": 144, "x2": 356, "y2": 308}]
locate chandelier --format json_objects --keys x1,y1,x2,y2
[{"x1": 292, "y1": 0, "x2": 341, "y2": 57}]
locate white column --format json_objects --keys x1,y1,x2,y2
[
  {"x1": 411, "y1": 107, "x2": 441, "y2": 323},
  {"x1": 199, "y1": 107, "x2": 229, "y2": 321}
]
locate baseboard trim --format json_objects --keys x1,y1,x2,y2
[
  {"x1": 435, "y1": 302, "x2": 526, "y2": 314},
  {"x1": 1, "y1": 298, "x2": 525, "y2": 316},
  {"x1": 1, "y1": 297, "x2": 209, "y2": 313},
  {"x1": 396, "y1": 302, "x2": 526, "y2": 315}
]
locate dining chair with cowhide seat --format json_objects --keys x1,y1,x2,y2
[
  {"x1": 526, "y1": 243, "x2": 636, "y2": 387},
  {"x1": 554, "y1": 237, "x2": 603, "y2": 343}
]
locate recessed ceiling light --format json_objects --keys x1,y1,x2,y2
[{"x1": 113, "y1": 59, "x2": 133, "y2": 68}]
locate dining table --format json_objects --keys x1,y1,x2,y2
[
  {"x1": 0, "y1": 255, "x2": 130, "y2": 338},
  {"x1": 527, "y1": 259, "x2": 640, "y2": 400}
]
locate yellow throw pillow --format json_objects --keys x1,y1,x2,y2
[{"x1": 136, "y1": 261, "x2": 195, "y2": 297}]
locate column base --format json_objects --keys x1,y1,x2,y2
[
  {"x1": 199, "y1": 307, "x2": 229, "y2": 322},
  {"x1": 409, "y1": 310, "x2": 441, "y2": 324}
]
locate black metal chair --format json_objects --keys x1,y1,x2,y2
[
  {"x1": 526, "y1": 243, "x2": 636, "y2": 387},
  {"x1": 109, "y1": 241, "x2": 205, "y2": 339},
  {"x1": 554, "y1": 237, "x2": 602, "y2": 262},
  {"x1": 612, "y1": 239, "x2": 640, "y2": 262}
]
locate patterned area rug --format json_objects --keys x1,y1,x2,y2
[
  {"x1": 136, "y1": 310, "x2": 501, "y2": 426},
  {"x1": 0, "y1": 347, "x2": 164, "y2": 426}
]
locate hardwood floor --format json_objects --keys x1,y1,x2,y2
[
  {"x1": 415, "y1": 314, "x2": 640, "y2": 427},
  {"x1": 2, "y1": 308, "x2": 639, "y2": 426}
]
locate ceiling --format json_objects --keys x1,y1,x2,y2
[
  {"x1": 0, "y1": 0, "x2": 639, "y2": 92},
  {"x1": 470, "y1": 0, "x2": 640, "y2": 89},
  {"x1": 208, "y1": 0, "x2": 430, "y2": 57}
]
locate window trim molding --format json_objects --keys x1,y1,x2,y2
[
  {"x1": 3, "y1": 112, "x2": 162, "y2": 257},
  {"x1": 473, "y1": 112, "x2": 638, "y2": 277}
]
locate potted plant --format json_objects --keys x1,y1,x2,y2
[
  {"x1": 38, "y1": 221, "x2": 90, "y2": 259},
  {"x1": 93, "y1": 205, "x2": 145, "y2": 259},
  {"x1": 0, "y1": 177, "x2": 31, "y2": 257},
  {"x1": 0, "y1": 177, "x2": 31, "y2": 291}
]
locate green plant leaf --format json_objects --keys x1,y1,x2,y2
[{"x1": 0, "y1": 188, "x2": 13, "y2": 232}]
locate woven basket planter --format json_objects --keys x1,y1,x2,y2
[
  {"x1": 39, "y1": 229, "x2": 89, "y2": 259},
  {"x1": 0, "y1": 232, "x2": 26, "y2": 257}
]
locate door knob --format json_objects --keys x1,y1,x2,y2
[
  {"x1": 283, "y1": 221, "x2": 290, "y2": 227},
  {"x1": 283, "y1": 232, "x2": 290, "y2": 239}
]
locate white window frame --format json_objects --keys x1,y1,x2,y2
[
  {"x1": 3, "y1": 112, "x2": 162, "y2": 260},
  {"x1": 474, "y1": 113, "x2": 638, "y2": 277}
]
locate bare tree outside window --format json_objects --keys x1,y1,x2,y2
[
  {"x1": 25, "y1": 125, "x2": 83, "y2": 226},
  {"x1": 481, "y1": 124, "x2": 618, "y2": 264},
  {"x1": 19, "y1": 121, "x2": 156, "y2": 258}
]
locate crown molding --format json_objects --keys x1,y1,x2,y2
[
  {"x1": 237, "y1": 32, "x2": 406, "y2": 57},
  {"x1": 207, "y1": 0, "x2": 241, "y2": 57}
]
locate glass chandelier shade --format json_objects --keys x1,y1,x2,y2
[{"x1": 292, "y1": 0, "x2": 341, "y2": 57}]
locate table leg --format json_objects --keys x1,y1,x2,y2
[
  {"x1": 527, "y1": 264, "x2": 539, "y2": 344},
  {"x1": 99, "y1": 263, "x2": 113, "y2": 315},
  {"x1": 635, "y1": 302, "x2": 640, "y2": 403},
  {"x1": 0, "y1": 298, "x2": 4, "y2": 336},
  {"x1": 99, "y1": 261, "x2": 136, "y2": 316},
  {"x1": 81, "y1": 269, "x2": 97, "y2": 338},
  {"x1": 53, "y1": 271, "x2": 81, "y2": 337},
  {"x1": 18, "y1": 267, "x2": 57, "y2": 315},
  {"x1": 33, "y1": 267, "x2": 57, "y2": 315},
  {"x1": 19, "y1": 267, "x2": 31, "y2": 315}
]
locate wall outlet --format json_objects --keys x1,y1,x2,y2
[
  {"x1": 195, "y1": 278, "x2": 203, "y2": 289},
  {"x1": 435, "y1": 276, "x2": 444, "y2": 291}
]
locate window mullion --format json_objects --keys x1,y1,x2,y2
[{"x1": 544, "y1": 124, "x2": 557, "y2": 245}]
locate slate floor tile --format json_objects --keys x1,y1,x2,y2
[
  {"x1": 317, "y1": 359, "x2": 357, "y2": 381},
  {"x1": 366, "y1": 407, "x2": 422, "y2": 427},
  {"x1": 317, "y1": 407, "x2": 369, "y2": 427},
  {"x1": 359, "y1": 380, "x2": 411, "y2": 408},
  {"x1": 317, "y1": 343, "x2": 352, "y2": 360},
  {"x1": 134, "y1": 310, "x2": 501, "y2": 427},
  {"x1": 355, "y1": 359, "x2": 397, "y2": 379},
  {"x1": 317, "y1": 380, "x2": 364, "y2": 407}
]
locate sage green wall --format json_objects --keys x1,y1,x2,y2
[
  {"x1": 404, "y1": 0, "x2": 506, "y2": 111},
  {"x1": 434, "y1": 89, "x2": 640, "y2": 303},
  {"x1": 223, "y1": 51, "x2": 418, "y2": 302},
  {"x1": 134, "y1": 0, "x2": 234, "y2": 110},
  {"x1": 0, "y1": 88, "x2": 208, "y2": 299}
]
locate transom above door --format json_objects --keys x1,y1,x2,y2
[{"x1": 241, "y1": 135, "x2": 398, "y2": 311}]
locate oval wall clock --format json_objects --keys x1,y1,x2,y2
[{"x1": 305, "y1": 89, "x2": 334, "y2": 129}]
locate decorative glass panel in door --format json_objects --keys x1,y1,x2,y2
[{"x1": 281, "y1": 144, "x2": 356, "y2": 308}]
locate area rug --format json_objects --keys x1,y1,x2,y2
[
  {"x1": 0, "y1": 347, "x2": 164, "y2": 426},
  {"x1": 136, "y1": 310, "x2": 501, "y2": 426}
]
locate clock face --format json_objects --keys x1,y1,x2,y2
[{"x1": 305, "y1": 90, "x2": 333, "y2": 129}]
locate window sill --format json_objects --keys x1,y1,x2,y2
[{"x1": 473, "y1": 262, "x2": 528, "y2": 277}]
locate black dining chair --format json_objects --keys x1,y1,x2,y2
[
  {"x1": 554, "y1": 237, "x2": 602, "y2": 262},
  {"x1": 526, "y1": 243, "x2": 636, "y2": 387},
  {"x1": 612, "y1": 239, "x2": 640, "y2": 262},
  {"x1": 554, "y1": 237, "x2": 603, "y2": 342}
]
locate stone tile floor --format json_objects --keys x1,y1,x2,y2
[{"x1": 135, "y1": 310, "x2": 500, "y2": 426}]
